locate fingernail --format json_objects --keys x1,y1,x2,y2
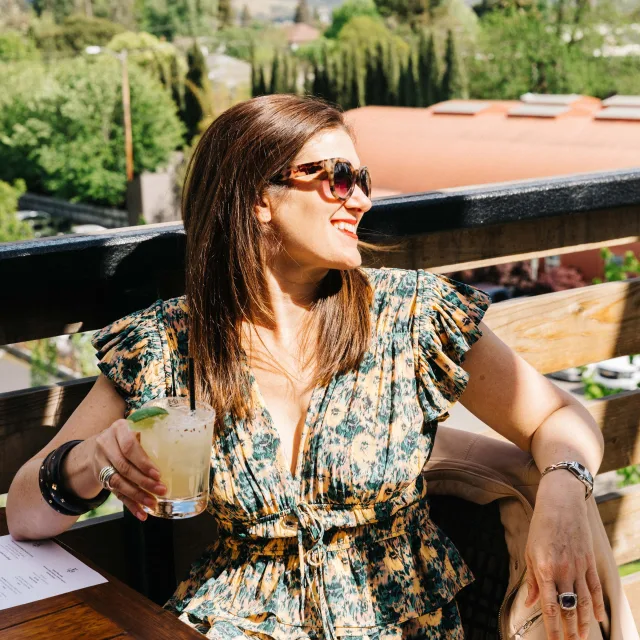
[
  {"x1": 149, "y1": 469, "x2": 161, "y2": 481},
  {"x1": 137, "y1": 511, "x2": 147, "y2": 521},
  {"x1": 154, "y1": 483, "x2": 167, "y2": 495}
]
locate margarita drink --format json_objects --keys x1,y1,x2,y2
[{"x1": 129, "y1": 397, "x2": 215, "y2": 518}]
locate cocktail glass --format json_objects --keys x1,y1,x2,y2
[{"x1": 131, "y1": 397, "x2": 215, "y2": 519}]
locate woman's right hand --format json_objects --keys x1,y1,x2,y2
[{"x1": 89, "y1": 419, "x2": 167, "y2": 521}]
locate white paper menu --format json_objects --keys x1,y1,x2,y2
[{"x1": 0, "y1": 534, "x2": 107, "y2": 610}]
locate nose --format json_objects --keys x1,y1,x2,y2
[{"x1": 345, "y1": 184, "x2": 372, "y2": 215}]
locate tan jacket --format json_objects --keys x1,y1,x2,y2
[{"x1": 423, "y1": 427, "x2": 639, "y2": 640}]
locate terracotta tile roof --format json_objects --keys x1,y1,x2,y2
[
  {"x1": 345, "y1": 99, "x2": 640, "y2": 194},
  {"x1": 287, "y1": 23, "x2": 321, "y2": 45}
]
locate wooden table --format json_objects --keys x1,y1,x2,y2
[{"x1": 0, "y1": 512, "x2": 202, "y2": 639}]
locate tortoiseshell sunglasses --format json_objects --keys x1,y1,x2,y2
[{"x1": 271, "y1": 157, "x2": 372, "y2": 201}]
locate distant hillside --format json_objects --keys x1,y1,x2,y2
[{"x1": 235, "y1": 0, "x2": 345, "y2": 21}]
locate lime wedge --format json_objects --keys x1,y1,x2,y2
[{"x1": 127, "y1": 406, "x2": 169, "y2": 431}]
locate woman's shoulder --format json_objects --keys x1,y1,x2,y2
[
  {"x1": 91, "y1": 296, "x2": 189, "y2": 413},
  {"x1": 361, "y1": 267, "x2": 490, "y2": 335},
  {"x1": 92, "y1": 296, "x2": 188, "y2": 357}
]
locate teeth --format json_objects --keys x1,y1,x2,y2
[{"x1": 332, "y1": 221, "x2": 357, "y2": 234}]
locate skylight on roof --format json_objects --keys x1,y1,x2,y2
[
  {"x1": 602, "y1": 95, "x2": 640, "y2": 108},
  {"x1": 520, "y1": 93, "x2": 582, "y2": 106},
  {"x1": 595, "y1": 107, "x2": 640, "y2": 121},
  {"x1": 508, "y1": 104, "x2": 570, "y2": 118},
  {"x1": 432, "y1": 101, "x2": 491, "y2": 115}
]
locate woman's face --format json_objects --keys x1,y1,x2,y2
[{"x1": 257, "y1": 128, "x2": 372, "y2": 276}]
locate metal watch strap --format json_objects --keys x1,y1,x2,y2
[{"x1": 540, "y1": 461, "x2": 594, "y2": 500}]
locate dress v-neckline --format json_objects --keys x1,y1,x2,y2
[{"x1": 246, "y1": 363, "x2": 326, "y2": 494}]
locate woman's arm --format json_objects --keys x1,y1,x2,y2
[
  {"x1": 6, "y1": 375, "x2": 164, "y2": 541},
  {"x1": 458, "y1": 322, "x2": 606, "y2": 640}
]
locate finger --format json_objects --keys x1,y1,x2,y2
[
  {"x1": 113, "y1": 491, "x2": 147, "y2": 522},
  {"x1": 525, "y1": 570, "x2": 540, "y2": 607},
  {"x1": 107, "y1": 471, "x2": 157, "y2": 512},
  {"x1": 557, "y1": 579, "x2": 579, "y2": 640},
  {"x1": 575, "y1": 575, "x2": 593, "y2": 640},
  {"x1": 537, "y1": 570, "x2": 563, "y2": 640},
  {"x1": 114, "y1": 421, "x2": 166, "y2": 488},
  {"x1": 585, "y1": 561, "x2": 606, "y2": 623},
  {"x1": 103, "y1": 430, "x2": 166, "y2": 496}
]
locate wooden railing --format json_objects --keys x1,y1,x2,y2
[{"x1": 1, "y1": 168, "x2": 639, "y2": 620}]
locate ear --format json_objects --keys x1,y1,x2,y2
[{"x1": 254, "y1": 194, "x2": 272, "y2": 224}]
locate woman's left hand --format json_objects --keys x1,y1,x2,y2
[{"x1": 524, "y1": 473, "x2": 606, "y2": 640}]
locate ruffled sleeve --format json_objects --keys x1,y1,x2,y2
[
  {"x1": 413, "y1": 270, "x2": 491, "y2": 423},
  {"x1": 91, "y1": 300, "x2": 172, "y2": 416}
]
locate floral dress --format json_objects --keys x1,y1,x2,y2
[{"x1": 92, "y1": 268, "x2": 491, "y2": 640}]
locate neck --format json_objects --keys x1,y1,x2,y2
[{"x1": 256, "y1": 263, "x2": 328, "y2": 340}]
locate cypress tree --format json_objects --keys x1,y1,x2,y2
[
  {"x1": 184, "y1": 41, "x2": 212, "y2": 142},
  {"x1": 294, "y1": 0, "x2": 311, "y2": 24},
  {"x1": 406, "y1": 51, "x2": 418, "y2": 107},
  {"x1": 374, "y1": 43, "x2": 389, "y2": 106},
  {"x1": 441, "y1": 30, "x2": 469, "y2": 100},
  {"x1": 240, "y1": 4, "x2": 251, "y2": 27},
  {"x1": 257, "y1": 65, "x2": 267, "y2": 96},
  {"x1": 303, "y1": 65, "x2": 313, "y2": 95},
  {"x1": 419, "y1": 33, "x2": 441, "y2": 107},
  {"x1": 218, "y1": 0, "x2": 234, "y2": 28}
]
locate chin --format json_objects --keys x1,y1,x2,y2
[{"x1": 329, "y1": 251, "x2": 362, "y2": 270}]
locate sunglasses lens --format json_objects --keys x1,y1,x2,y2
[
  {"x1": 333, "y1": 162, "x2": 354, "y2": 199},
  {"x1": 359, "y1": 169, "x2": 371, "y2": 198}
]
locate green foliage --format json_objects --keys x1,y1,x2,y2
[
  {"x1": 468, "y1": 7, "x2": 598, "y2": 99},
  {"x1": 0, "y1": 58, "x2": 184, "y2": 206},
  {"x1": 183, "y1": 41, "x2": 213, "y2": 142},
  {"x1": 30, "y1": 338, "x2": 58, "y2": 387},
  {"x1": 0, "y1": 30, "x2": 40, "y2": 62},
  {"x1": 325, "y1": 0, "x2": 381, "y2": 39},
  {"x1": 592, "y1": 247, "x2": 640, "y2": 284},
  {"x1": 417, "y1": 31, "x2": 442, "y2": 105},
  {"x1": 106, "y1": 31, "x2": 188, "y2": 111},
  {"x1": 135, "y1": 0, "x2": 217, "y2": 40},
  {"x1": 441, "y1": 29, "x2": 468, "y2": 99},
  {"x1": 0, "y1": 179, "x2": 33, "y2": 243},
  {"x1": 373, "y1": 0, "x2": 430, "y2": 25},
  {"x1": 31, "y1": 14, "x2": 125, "y2": 56}
]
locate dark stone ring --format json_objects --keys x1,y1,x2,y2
[{"x1": 558, "y1": 592, "x2": 578, "y2": 610}]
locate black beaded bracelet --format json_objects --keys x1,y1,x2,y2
[{"x1": 39, "y1": 440, "x2": 111, "y2": 516}]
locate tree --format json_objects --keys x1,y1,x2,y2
[
  {"x1": 399, "y1": 50, "x2": 418, "y2": 106},
  {"x1": 468, "y1": 8, "x2": 595, "y2": 99},
  {"x1": 0, "y1": 58, "x2": 184, "y2": 206},
  {"x1": 294, "y1": 0, "x2": 311, "y2": 24},
  {"x1": 218, "y1": 0, "x2": 234, "y2": 28},
  {"x1": 325, "y1": 0, "x2": 381, "y2": 39},
  {"x1": 240, "y1": 4, "x2": 252, "y2": 27},
  {"x1": 0, "y1": 179, "x2": 33, "y2": 244},
  {"x1": 0, "y1": 30, "x2": 40, "y2": 62},
  {"x1": 30, "y1": 14, "x2": 125, "y2": 55},
  {"x1": 441, "y1": 29, "x2": 468, "y2": 99},
  {"x1": 184, "y1": 41, "x2": 213, "y2": 142}
]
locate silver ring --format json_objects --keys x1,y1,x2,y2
[
  {"x1": 558, "y1": 592, "x2": 578, "y2": 610},
  {"x1": 98, "y1": 465, "x2": 117, "y2": 491}
]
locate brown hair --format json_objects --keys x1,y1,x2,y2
[{"x1": 182, "y1": 94, "x2": 373, "y2": 427}]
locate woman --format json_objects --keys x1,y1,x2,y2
[{"x1": 7, "y1": 94, "x2": 606, "y2": 640}]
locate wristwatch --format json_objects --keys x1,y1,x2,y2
[{"x1": 540, "y1": 461, "x2": 594, "y2": 500}]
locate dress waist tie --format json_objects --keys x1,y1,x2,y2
[{"x1": 293, "y1": 502, "x2": 336, "y2": 640}]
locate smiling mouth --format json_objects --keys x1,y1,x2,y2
[{"x1": 331, "y1": 220, "x2": 358, "y2": 240}]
